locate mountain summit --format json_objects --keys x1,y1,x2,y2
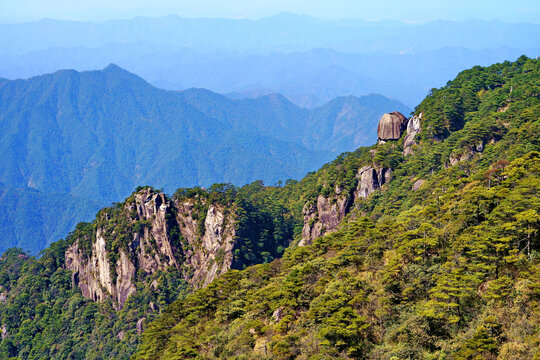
[{"x1": 0, "y1": 65, "x2": 408, "y2": 253}]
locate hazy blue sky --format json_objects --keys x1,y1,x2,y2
[{"x1": 1, "y1": 0, "x2": 539, "y2": 23}]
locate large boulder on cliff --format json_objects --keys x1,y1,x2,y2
[{"x1": 377, "y1": 111, "x2": 407, "y2": 141}]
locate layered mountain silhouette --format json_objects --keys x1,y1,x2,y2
[
  {"x1": 0, "y1": 64, "x2": 409, "y2": 253},
  {"x1": 1, "y1": 15, "x2": 539, "y2": 108},
  {"x1": 2, "y1": 15, "x2": 539, "y2": 54}
]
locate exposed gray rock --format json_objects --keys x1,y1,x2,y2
[
  {"x1": 299, "y1": 164, "x2": 391, "y2": 246},
  {"x1": 403, "y1": 113, "x2": 422, "y2": 155},
  {"x1": 475, "y1": 142, "x2": 484, "y2": 152},
  {"x1": 300, "y1": 202, "x2": 319, "y2": 246},
  {"x1": 377, "y1": 111, "x2": 407, "y2": 141},
  {"x1": 299, "y1": 193, "x2": 352, "y2": 246},
  {"x1": 355, "y1": 166, "x2": 379, "y2": 198},
  {"x1": 272, "y1": 307, "x2": 284, "y2": 323},
  {"x1": 175, "y1": 202, "x2": 236, "y2": 288},
  {"x1": 65, "y1": 188, "x2": 237, "y2": 309},
  {"x1": 449, "y1": 151, "x2": 474, "y2": 166},
  {"x1": 355, "y1": 165, "x2": 392, "y2": 198},
  {"x1": 136, "y1": 317, "x2": 146, "y2": 334}
]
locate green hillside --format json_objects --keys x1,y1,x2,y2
[
  {"x1": 0, "y1": 65, "x2": 408, "y2": 254},
  {"x1": 134, "y1": 56, "x2": 540, "y2": 359},
  {"x1": 0, "y1": 56, "x2": 537, "y2": 360}
]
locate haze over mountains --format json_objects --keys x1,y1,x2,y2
[
  {"x1": 2, "y1": 14, "x2": 539, "y2": 54},
  {"x1": 0, "y1": 2, "x2": 538, "y2": 357},
  {"x1": 0, "y1": 12, "x2": 537, "y2": 253},
  {"x1": 1, "y1": 14, "x2": 539, "y2": 107},
  {"x1": 0, "y1": 64, "x2": 409, "y2": 253}
]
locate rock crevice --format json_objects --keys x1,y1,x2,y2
[
  {"x1": 299, "y1": 193, "x2": 352, "y2": 246},
  {"x1": 65, "y1": 188, "x2": 237, "y2": 309},
  {"x1": 403, "y1": 113, "x2": 422, "y2": 155}
]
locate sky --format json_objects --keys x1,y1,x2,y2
[{"x1": 1, "y1": 0, "x2": 539, "y2": 23}]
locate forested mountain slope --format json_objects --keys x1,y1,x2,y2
[
  {"x1": 0, "y1": 64, "x2": 407, "y2": 254},
  {"x1": 134, "y1": 56, "x2": 540, "y2": 359},
  {"x1": 0, "y1": 56, "x2": 537, "y2": 359}
]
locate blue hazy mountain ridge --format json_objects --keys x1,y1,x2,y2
[
  {"x1": 0, "y1": 43, "x2": 537, "y2": 107},
  {"x1": 1, "y1": 14, "x2": 540, "y2": 55},
  {"x1": 0, "y1": 64, "x2": 409, "y2": 253}
]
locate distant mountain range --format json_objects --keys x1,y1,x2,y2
[
  {"x1": 0, "y1": 64, "x2": 409, "y2": 253},
  {"x1": 2, "y1": 14, "x2": 540, "y2": 54},
  {"x1": 2, "y1": 13, "x2": 536, "y2": 252},
  {"x1": 0, "y1": 15, "x2": 539, "y2": 107}
]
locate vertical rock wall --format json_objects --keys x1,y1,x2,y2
[
  {"x1": 65, "y1": 188, "x2": 237, "y2": 309},
  {"x1": 300, "y1": 111, "x2": 421, "y2": 246}
]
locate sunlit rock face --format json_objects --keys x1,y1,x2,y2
[
  {"x1": 299, "y1": 163, "x2": 393, "y2": 246},
  {"x1": 299, "y1": 111, "x2": 412, "y2": 246},
  {"x1": 355, "y1": 165, "x2": 392, "y2": 199},
  {"x1": 299, "y1": 193, "x2": 352, "y2": 246},
  {"x1": 65, "y1": 188, "x2": 237, "y2": 309},
  {"x1": 377, "y1": 111, "x2": 408, "y2": 141},
  {"x1": 403, "y1": 113, "x2": 422, "y2": 155}
]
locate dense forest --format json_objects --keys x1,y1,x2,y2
[
  {"x1": 0, "y1": 64, "x2": 407, "y2": 255},
  {"x1": 0, "y1": 56, "x2": 537, "y2": 359},
  {"x1": 134, "y1": 56, "x2": 540, "y2": 359}
]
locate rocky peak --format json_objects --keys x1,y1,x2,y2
[
  {"x1": 377, "y1": 111, "x2": 407, "y2": 141},
  {"x1": 65, "y1": 188, "x2": 237, "y2": 309}
]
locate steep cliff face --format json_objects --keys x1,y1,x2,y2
[
  {"x1": 355, "y1": 165, "x2": 392, "y2": 198},
  {"x1": 65, "y1": 188, "x2": 237, "y2": 309},
  {"x1": 175, "y1": 201, "x2": 236, "y2": 288},
  {"x1": 403, "y1": 113, "x2": 422, "y2": 155},
  {"x1": 301, "y1": 111, "x2": 417, "y2": 246},
  {"x1": 299, "y1": 191, "x2": 352, "y2": 246}
]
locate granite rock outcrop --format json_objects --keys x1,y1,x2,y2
[
  {"x1": 65, "y1": 188, "x2": 237, "y2": 309},
  {"x1": 377, "y1": 111, "x2": 407, "y2": 141},
  {"x1": 299, "y1": 193, "x2": 352, "y2": 246},
  {"x1": 300, "y1": 111, "x2": 417, "y2": 246},
  {"x1": 299, "y1": 163, "x2": 392, "y2": 245},
  {"x1": 403, "y1": 113, "x2": 422, "y2": 155}
]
